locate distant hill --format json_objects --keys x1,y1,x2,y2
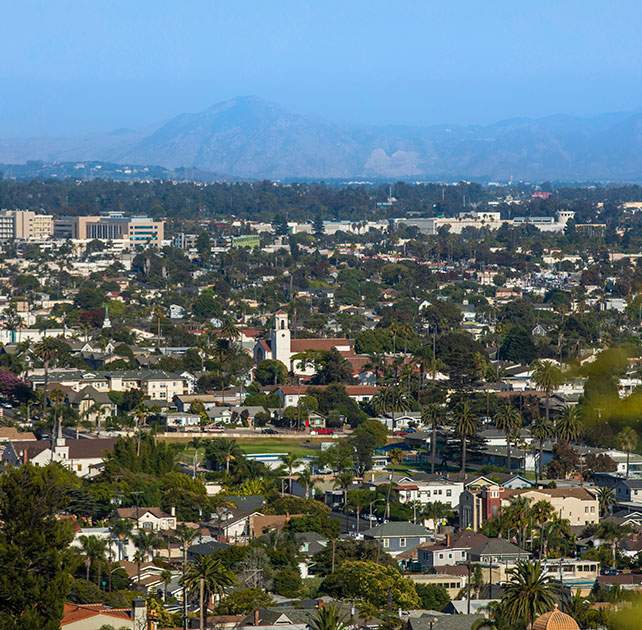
[{"x1": 3, "y1": 96, "x2": 642, "y2": 181}]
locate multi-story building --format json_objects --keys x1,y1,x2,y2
[
  {"x1": 0, "y1": 209, "x2": 53, "y2": 240},
  {"x1": 395, "y1": 477, "x2": 464, "y2": 509},
  {"x1": 0, "y1": 211, "x2": 15, "y2": 240},
  {"x1": 53, "y1": 214, "x2": 164, "y2": 246}
]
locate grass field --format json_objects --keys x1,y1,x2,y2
[{"x1": 236, "y1": 438, "x2": 320, "y2": 458}]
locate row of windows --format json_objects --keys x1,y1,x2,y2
[{"x1": 383, "y1": 537, "x2": 408, "y2": 548}]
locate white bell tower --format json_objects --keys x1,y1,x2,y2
[{"x1": 270, "y1": 310, "x2": 291, "y2": 367}]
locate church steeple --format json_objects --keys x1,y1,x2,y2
[{"x1": 102, "y1": 304, "x2": 112, "y2": 329}]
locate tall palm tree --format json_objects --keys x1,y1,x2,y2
[
  {"x1": 309, "y1": 603, "x2": 348, "y2": 630},
  {"x1": 280, "y1": 453, "x2": 301, "y2": 495},
  {"x1": 333, "y1": 470, "x2": 354, "y2": 532},
  {"x1": 529, "y1": 500, "x2": 555, "y2": 558},
  {"x1": 132, "y1": 531, "x2": 159, "y2": 584},
  {"x1": 78, "y1": 535, "x2": 107, "y2": 584},
  {"x1": 556, "y1": 406, "x2": 582, "y2": 443},
  {"x1": 209, "y1": 438, "x2": 242, "y2": 475},
  {"x1": 597, "y1": 486, "x2": 616, "y2": 517},
  {"x1": 531, "y1": 417, "x2": 555, "y2": 482},
  {"x1": 34, "y1": 337, "x2": 59, "y2": 408},
  {"x1": 182, "y1": 554, "x2": 235, "y2": 630},
  {"x1": 347, "y1": 488, "x2": 372, "y2": 533},
  {"x1": 110, "y1": 519, "x2": 133, "y2": 561},
  {"x1": 176, "y1": 524, "x2": 199, "y2": 630},
  {"x1": 220, "y1": 318, "x2": 241, "y2": 345},
  {"x1": 371, "y1": 385, "x2": 411, "y2": 421},
  {"x1": 531, "y1": 360, "x2": 563, "y2": 423},
  {"x1": 501, "y1": 561, "x2": 556, "y2": 629},
  {"x1": 132, "y1": 403, "x2": 149, "y2": 457},
  {"x1": 453, "y1": 400, "x2": 477, "y2": 476},
  {"x1": 597, "y1": 521, "x2": 628, "y2": 569},
  {"x1": 161, "y1": 568, "x2": 172, "y2": 601},
  {"x1": 616, "y1": 427, "x2": 638, "y2": 479},
  {"x1": 297, "y1": 465, "x2": 315, "y2": 499},
  {"x1": 494, "y1": 402, "x2": 522, "y2": 473},
  {"x1": 422, "y1": 403, "x2": 442, "y2": 474}
]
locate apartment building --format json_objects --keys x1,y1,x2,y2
[
  {"x1": 395, "y1": 477, "x2": 464, "y2": 509},
  {"x1": 503, "y1": 487, "x2": 599, "y2": 527}
]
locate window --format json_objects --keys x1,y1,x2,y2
[
  {"x1": 446, "y1": 489, "x2": 452, "y2": 497},
  {"x1": 399, "y1": 538, "x2": 407, "y2": 548},
  {"x1": 383, "y1": 538, "x2": 390, "y2": 548},
  {"x1": 438, "y1": 553, "x2": 444, "y2": 559}
]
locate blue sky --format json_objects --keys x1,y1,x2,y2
[{"x1": 2, "y1": 0, "x2": 642, "y2": 135}]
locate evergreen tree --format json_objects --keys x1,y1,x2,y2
[{"x1": 0, "y1": 465, "x2": 75, "y2": 629}]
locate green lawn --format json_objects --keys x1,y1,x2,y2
[{"x1": 236, "y1": 438, "x2": 320, "y2": 458}]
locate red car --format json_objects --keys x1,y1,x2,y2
[{"x1": 315, "y1": 428, "x2": 335, "y2": 435}]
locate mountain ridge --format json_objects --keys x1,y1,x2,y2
[{"x1": 3, "y1": 97, "x2": 642, "y2": 181}]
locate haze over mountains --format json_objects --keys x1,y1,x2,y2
[{"x1": 3, "y1": 96, "x2": 642, "y2": 181}]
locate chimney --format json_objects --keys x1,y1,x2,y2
[
  {"x1": 132, "y1": 598, "x2": 147, "y2": 630},
  {"x1": 170, "y1": 506, "x2": 176, "y2": 517},
  {"x1": 253, "y1": 608, "x2": 261, "y2": 626},
  {"x1": 446, "y1": 533, "x2": 451, "y2": 547}
]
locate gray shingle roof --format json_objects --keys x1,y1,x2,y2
[{"x1": 364, "y1": 521, "x2": 431, "y2": 537}]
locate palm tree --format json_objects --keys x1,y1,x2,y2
[
  {"x1": 494, "y1": 403, "x2": 522, "y2": 473},
  {"x1": 501, "y1": 560, "x2": 556, "y2": 628},
  {"x1": 453, "y1": 400, "x2": 477, "y2": 476},
  {"x1": 333, "y1": 471, "x2": 354, "y2": 532},
  {"x1": 34, "y1": 337, "x2": 59, "y2": 408},
  {"x1": 371, "y1": 385, "x2": 411, "y2": 421},
  {"x1": 597, "y1": 486, "x2": 616, "y2": 517},
  {"x1": 503, "y1": 496, "x2": 532, "y2": 549},
  {"x1": 78, "y1": 535, "x2": 107, "y2": 584},
  {"x1": 616, "y1": 427, "x2": 638, "y2": 479},
  {"x1": 161, "y1": 568, "x2": 172, "y2": 601},
  {"x1": 556, "y1": 406, "x2": 582, "y2": 443},
  {"x1": 309, "y1": 603, "x2": 348, "y2": 630},
  {"x1": 110, "y1": 519, "x2": 133, "y2": 561},
  {"x1": 597, "y1": 521, "x2": 628, "y2": 569},
  {"x1": 529, "y1": 500, "x2": 555, "y2": 558},
  {"x1": 422, "y1": 403, "x2": 442, "y2": 474},
  {"x1": 182, "y1": 554, "x2": 235, "y2": 630},
  {"x1": 297, "y1": 465, "x2": 315, "y2": 499},
  {"x1": 132, "y1": 531, "x2": 159, "y2": 584},
  {"x1": 208, "y1": 438, "x2": 242, "y2": 475},
  {"x1": 347, "y1": 488, "x2": 372, "y2": 533},
  {"x1": 220, "y1": 318, "x2": 241, "y2": 343},
  {"x1": 132, "y1": 403, "x2": 149, "y2": 457},
  {"x1": 531, "y1": 360, "x2": 563, "y2": 423},
  {"x1": 422, "y1": 501, "x2": 451, "y2": 533},
  {"x1": 280, "y1": 453, "x2": 301, "y2": 495},
  {"x1": 176, "y1": 524, "x2": 199, "y2": 629},
  {"x1": 531, "y1": 417, "x2": 554, "y2": 482}
]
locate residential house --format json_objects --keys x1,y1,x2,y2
[
  {"x1": 363, "y1": 521, "x2": 431, "y2": 556},
  {"x1": 114, "y1": 507, "x2": 178, "y2": 531},
  {"x1": 61, "y1": 601, "x2": 147, "y2": 629},
  {"x1": 3, "y1": 435, "x2": 115, "y2": 477},
  {"x1": 394, "y1": 476, "x2": 463, "y2": 510},
  {"x1": 163, "y1": 411, "x2": 202, "y2": 430}
]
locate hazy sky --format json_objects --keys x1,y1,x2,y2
[{"x1": 2, "y1": 0, "x2": 642, "y2": 135}]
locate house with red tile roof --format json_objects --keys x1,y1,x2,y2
[{"x1": 61, "y1": 599, "x2": 146, "y2": 629}]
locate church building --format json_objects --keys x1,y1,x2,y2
[{"x1": 253, "y1": 310, "x2": 355, "y2": 377}]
